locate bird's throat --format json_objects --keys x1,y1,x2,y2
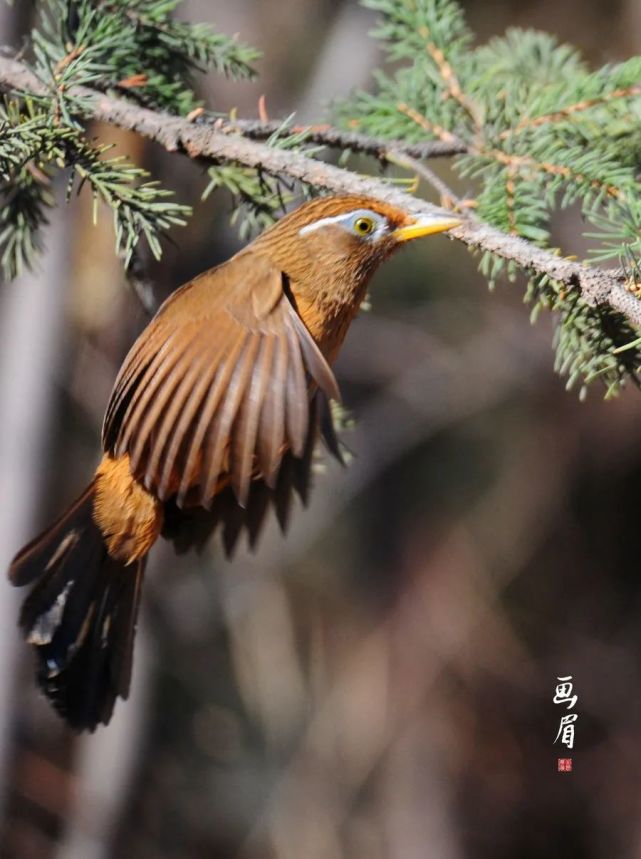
[{"x1": 289, "y1": 280, "x2": 368, "y2": 363}]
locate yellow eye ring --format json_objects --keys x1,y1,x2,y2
[{"x1": 353, "y1": 216, "x2": 375, "y2": 236}]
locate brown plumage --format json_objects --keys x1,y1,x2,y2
[{"x1": 8, "y1": 194, "x2": 459, "y2": 730}]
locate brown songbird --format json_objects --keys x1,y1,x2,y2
[{"x1": 8, "y1": 194, "x2": 459, "y2": 731}]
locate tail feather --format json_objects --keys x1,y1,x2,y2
[
  {"x1": 42, "y1": 555, "x2": 145, "y2": 730},
  {"x1": 10, "y1": 483, "x2": 96, "y2": 587},
  {"x1": 9, "y1": 484, "x2": 145, "y2": 732}
]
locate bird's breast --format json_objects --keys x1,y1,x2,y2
[{"x1": 291, "y1": 289, "x2": 364, "y2": 364}]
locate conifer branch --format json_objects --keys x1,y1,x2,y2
[
  {"x1": 2, "y1": 0, "x2": 641, "y2": 399},
  {"x1": 384, "y1": 148, "x2": 465, "y2": 209},
  {"x1": 0, "y1": 54, "x2": 637, "y2": 325},
  {"x1": 498, "y1": 85, "x2": 641, "y2": 139},
  {"x1": 221, "y1": 119, "x2": 467, "y2": 159},
  {"x1": 395, "y1": 101, "x2": 465, "y2": 146},
  {"x1": 417, "y1": 24, "x2": 483, "y2": 131},
  {"x1": 486, "y1": 149, "x2": 624, "y2": 201}
]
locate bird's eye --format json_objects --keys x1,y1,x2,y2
[{"x1": 353, "y1": 216, "x2": 376, "y2": 237}]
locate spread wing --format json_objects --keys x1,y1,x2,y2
[
  {"x1": 161, "y1": 390, "x2": 325, "y2": 557},
  {"x1": 102, "y1": 252, "x2": 340, "y2": 509}
]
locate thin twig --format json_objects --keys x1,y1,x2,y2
[
  {"x1": 386, "y1": 148, "x2": 463, "y2": 209},
  {"x1": 488, "y1": 148, "x2": 624, "y2": 201},
  {"x1": 417, "y1": 23, "x2": 484, "y2": 131},
  {"x1": 221, "y1": 118, "x2": 467, "y2": 159},
  {"x1": 396, "y1": 100, "x2": 465, "y2": 146},
  {"x1": 499, "y1": 85, "x2": 641, "y2": 139},
  {"x1": 1, "y1": 56, "x2": 640, "y2": 326}
]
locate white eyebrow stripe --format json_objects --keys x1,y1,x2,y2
[{"x1": 299, "y1": 213, "x2": 353, "y2": 236}]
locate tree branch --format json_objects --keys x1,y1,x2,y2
[
  {"x1": 221, "y1": 119, "x2": 467, "y2": 159},
  {"x1": 1, "y1": 55, "x2": 640, "y2": 328}
]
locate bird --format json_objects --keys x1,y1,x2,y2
[{"x1": 8, "y1": 194, "x2": 460, "y2": 731}]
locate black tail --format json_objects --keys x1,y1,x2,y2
[{"x1": 9, "y1": 483, "x2": 145, "y2": 732}]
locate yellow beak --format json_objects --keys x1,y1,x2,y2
[{"x1": 393, "y1": 213, "x2": 461, "y2": 242}]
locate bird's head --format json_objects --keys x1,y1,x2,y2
[{"x1": 252, "y1": 194, "x2": 460, "y2": 312}]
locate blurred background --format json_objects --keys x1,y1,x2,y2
[{"x1": 1, "y1": 1, "x2": 641, "y2": 857}]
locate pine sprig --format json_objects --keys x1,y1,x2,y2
[
  {"x1": 67, "y1": 140, "x2": 190, "y2": 265},
  {"x1": 336, "y1": 0, "x2": 476, "y2": 142},
  {"x1": 337, "y1": 0, "x2": 641, "y2": 396},
  {"x1": 2, "y1": 0, "x2": 641, "y2": 402},
  {"x1": 0, "y1": 99, "x2": 68, "y2": 171},
  {"x1": 0, "y1": 167, "x2": 54, "y2": 281},
  {"x1": 552, "y1": 289, "x2": 641, "y2": 399},
  {"x1": 203, "y1": 123, "x2": 319, "y2": 240},
  {"x1": 0, "y1": 0, "x2": 259, "y2": 282},
  {"x1": 0, "y1": 91, "x2": 190, "y2": 275},
  {"x1": 31, "y1": 0, "x2": 259, "y2": 115},
  {"x1": 0, "y1": 99, "x2": 64, "y2": 278}
]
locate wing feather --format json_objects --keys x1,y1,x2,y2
[
  {"x1": 231, "y1": 335, "x2": 275, "y2": 506},
  {"x1": 115, "y1": 333, "x2": 184, "y2": 458},
  {"x1": 285, "y1": 325, "x2": 308, "y2": 457},
  {"x1": 289, "y1": 310, "x2": 341, "y2": 402},
  {"x1": 256, "y1": 331, "x2": 288, "y2": 487},
  {"x1": 102, "y1": 252, "x2": 341, "y2": 520},
  {"x1": 102, "y1": 327, "x2": 168, "y2": 442},
  {"x1": 129, "y1": 335, "x2": 203, "y2": 477},
  {"x1": 201, "y1": 333, "x2": 261, "y2": 506},
  {"x1": 142, "y1": 331, "x2": 216, "y2": 492},
  {"x1": 158, "y1": 346, "x2": 225, "y2": 500},
  {"x1": 177, "y1": 332, "x2": 248, "y2": 506}
]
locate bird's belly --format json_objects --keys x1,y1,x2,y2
[{"x1": 93, "y1": 454, "x2": 163, "y2": 562}]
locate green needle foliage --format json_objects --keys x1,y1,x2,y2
[
  {"x1": 32, "y1": 0, "x2": 258, "y2": 115},
  {"x1": 203, "y1": 123, "x2": 321, "y2": 240},
  {"x1": 0, "y1": 0, "x2": 259, "y2": 280},
  {"x1": 2, "y1": 0, "x2": 641, "y2": 399},
  {"x1": 336, "y1": 0, "x2": 641, "y2": 397}
]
